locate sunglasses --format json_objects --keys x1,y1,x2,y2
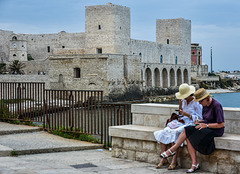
[{"x1": 199, "y1": 98, "x2": 206, "y2": 103}]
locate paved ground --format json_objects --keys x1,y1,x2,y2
[{"x1": 0, "y1": 122, "x2": 215, "y2": 174}]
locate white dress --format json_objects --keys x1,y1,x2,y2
[{"x1": 154, "y1": 99, "x2": 202, "y2": 145}]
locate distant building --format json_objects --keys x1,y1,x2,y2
[
  {"x1": 191, "y1": 43, "x2": 208, "y2": 78},
  {"x1": 191, "y1": 43, "x2": 202, "y2": 65},
  {"x1": 0, "y1": 3, "x2": 192, "y2": 100}
]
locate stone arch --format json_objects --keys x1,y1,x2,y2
[
  {"x1": 145, "y1": 68, "x2": 152, "y2": 87},
  {"x1": 162, "y1": 68, "x2": 168, "y2": 88},
  {"x1": 170, "y1": 68, "x2": 175, "y2": 86},
  {"x1": 177, "y1": 69, "x2": 182, "y2": 86},
  {"x1": 184, "y1": 69, "x2": 189, "y2": 83},
  {"x1": 154, "y1": 68, "x2": 160, "y2": 87}
]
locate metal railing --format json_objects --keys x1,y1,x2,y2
[
  {"x1": 0, "y1": 82, "x2": 45, "y2": 121},
  {"x1": 0, "y1": 82, "x2": 132, "y2": 147}
]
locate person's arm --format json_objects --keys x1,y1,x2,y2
[
  {"x1": 179, "y1": 99, "x2": 183, "y2": 110},
  {"x1": 196, "y1": 122, "x2": 224, "y2": 130},
  {"x1": 191, "y1": 103, "x2": 203, "y2": 121}
]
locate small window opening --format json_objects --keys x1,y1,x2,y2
[
  {"x1": 167, "y1": 39, "x2": 169, "y2": 44},
  {"x1": 13, "y1": 54, "x2": 16, "y2": 57},
  {"x1": 160, "y1": 55, "x2": 163, "y2": 63},
  {"x1": 97, "y1": 48, "x2": 102, "y2": 54},
  {"x1": 139, "y1": 53, "x2": 142, "y2": 56},
  {"x1": 74, "y1": 68, "x2": 81, "y2": 78},
  {"x1": 175, "y1": 56, "x2": 178, "y2": 64},
  {"x1": 47, "y1": 46, "x2": 50, "y2": 53},
  {"x1": 192, "y1": 52, "x2": 195, "y2": 55},
  {"x1": 98, "y1": 25, "x2": 101, "y2": 30},
  {"x1": 12, "y1": 36, "x2": 17, "y2": 40},
  {"x1": 62, "y1": 46, "x2": 65, "y2": 48}
]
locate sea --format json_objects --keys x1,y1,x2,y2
[
  {"x1": 211, "y1": 92, "x2": 240, "y2": 108},
  {"x1": 160, "y1": 92, "x2": 240, "y2": 108}
]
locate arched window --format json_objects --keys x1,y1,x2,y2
[
  {"x1": 145, "y1": 68, "x2": 152, "y2": 87},
  {"x1": 59, "y1": 74, "x2": 63, "y2": 83},
  {"x1": 12, "y1": 36, "x2": 17, "y2": 40},
  {"x1": 162, "y1": 68, "x2": 168, "y2": 88},
  {"x1": 13, "y1": 54, "x2": 16, "y2": 57},
  {"x1": 175, "y1": 56, "x2": 178, "y2": 64},
  {"x1": 160, "y1": 55, "x2": 163, "y2": 63}
]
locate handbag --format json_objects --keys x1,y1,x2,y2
[{"x1": 165, "y1": 113, "x2": 185, "y2": 129}]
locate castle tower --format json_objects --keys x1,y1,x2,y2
[
  {"x1": 156, "y1": 18, "x2": 191, "y2": 65},
  {"x1": 9, "y1": 34, "x2": 27, "y2": 61},
  {"x1": 85, "y1": 3, "x2": 130, "y2": 54}
]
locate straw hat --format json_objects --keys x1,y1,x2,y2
[
  {"x1": 193, "y1": 88, "x2": 211, "y2": 102},
  {"x1": 175, "y1": 83, "x2": 196, "y2": 99}
]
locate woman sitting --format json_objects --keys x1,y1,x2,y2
[
  {"x1": 160, "y1": 88, "x2": 224, "y2": 173},
  {"x1": 154, "y1": 84, "x2": 202, "y2": 170}
]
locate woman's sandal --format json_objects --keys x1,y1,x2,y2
[
  {"x1": 160, "y1": 149, "x2": 176, "y2": 158},
  {"x1": 168, "y1": 162, "x2": 177, "y2": 170},
  {"x1": 186, "y1": 163, "x2": 200, "y2": 173},
  {"x1": 156, "y1": 160, "x2": 169, "y2": 169}
]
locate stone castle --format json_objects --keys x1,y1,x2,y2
[{"x1": 0, "y1": 3, "x2": 191, "y2": 100}]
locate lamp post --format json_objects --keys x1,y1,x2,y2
[{"x1": 211, "y1": 47, "x2": 213, "y2": 73}]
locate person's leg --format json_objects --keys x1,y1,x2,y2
[
  {"x1": 186, "y1": 138, "x2": 198, "y2": 170},
  {"x1": 168, "y1": 146, "x2": 178, "y2": 170},
  {"x1": 156, "y1": 143, "x2": 169, "y2": 168},
  {"x1": 160, "y1": 143, "x2": 168, "y2": 163},
  {"x1": 162, "y1": 129, "x2": 187, "y2": 156}
]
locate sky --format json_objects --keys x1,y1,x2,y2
[{"x1": 0, "y1": 0, "x2": 239, "y2": 72}]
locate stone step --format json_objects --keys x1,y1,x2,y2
[{"x1": 0, "y1": 127, "x2": 103, "y2": 156}]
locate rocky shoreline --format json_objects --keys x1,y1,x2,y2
[{"x1": 206, "y1": 89, "x2": 236, "y2": 94}]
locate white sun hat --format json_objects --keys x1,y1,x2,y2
[{"x1": 175, "y1": 83, "x2": 196, "y2": 99}]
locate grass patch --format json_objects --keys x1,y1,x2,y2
[
  {"x1": 50, "y1": 129, "x2": 100, "y2": 144},
  {"x1": 11, "y1": 151, "x2": 18, "y2": 156}
]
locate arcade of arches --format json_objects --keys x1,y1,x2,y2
[{"x1": 144, "y1": 67, "x2": 189, "y2": 88}]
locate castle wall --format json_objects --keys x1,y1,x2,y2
[
  {"x1": 47, "y1": 54, "x2": 141, "y2": 99},
  {"x1": 129, "y1": 39, "x2": 180, "y2": 64},
  {"x1": 21, "y1": 31, "x2": 86, "y2": 60},
  {"x1": 0, "y1": 30, "x2": 13, "y2": 61},
  {"x1": 156, "y1": 18, "x2": 191, "y2": 65},
  {"x1": 0, "y1": 3, "x2": 193, "y2": 99}
]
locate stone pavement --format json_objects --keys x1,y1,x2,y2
[{"x1": 0, "y1": 122, "x2": 215, "y2": 174}]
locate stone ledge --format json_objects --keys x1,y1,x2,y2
[
  {"x1": 109, "y1": 125, "x2": 161, "y2": 142},
  {"x1": 109, "y1": 125, "x2": 240, "y2": 152}
]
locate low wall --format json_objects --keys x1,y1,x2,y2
[
  {"x1": 110, "y1": 103, "x2": 240, "y2": 174},
  {"x1": 0, "y1": 75, "x2": 50, "y2": 89}
]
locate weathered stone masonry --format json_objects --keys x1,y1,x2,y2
[{"x1": 0, "y1": 3, "x2": 192, "y2": 99}]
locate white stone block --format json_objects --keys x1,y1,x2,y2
[
  {"x1": 127, "y1": 150, "x2": 136, "y2": 160},
  {"x1": 142, "y1": 141, "x2": 156, "y2": 153},
  {"x1": 147, "y1": 153, "x2": 160, "y2": 164},
  {"x1": 112, "y1": 137, "x2": 123, "y2": 148},
  {"x1": 217, "y1": 163, "x2": 237, "y2": 174},
  {"x1": 136, "y1": 151, "x2": 148, "y2": 162},
  {"x1": 123, "y1": 139, "x2": 142, "y2": 151}
]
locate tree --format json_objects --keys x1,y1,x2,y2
[{"x1": 8, "y1": 60, "x2": 26, "y2": 74}]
